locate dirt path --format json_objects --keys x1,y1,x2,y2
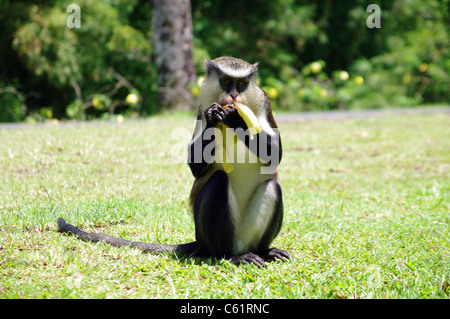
[{"x1": 275, "y1": 105, "x2": 449, "y2": 123}]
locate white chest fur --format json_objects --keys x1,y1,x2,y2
[{"x1": 214, "y1": 138, "x2": 278, "y2": 255}]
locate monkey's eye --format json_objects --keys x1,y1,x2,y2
[
  {"x1": 221, "y1": 76, "x2": 233, "y2": 86},
  {"x1": 237, "y1": 79, "x2": 247, "y2": 86},
  {"x1": 236, "y1": 78, "x2": 249, "y2": 91}
]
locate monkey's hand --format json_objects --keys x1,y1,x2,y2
[
  {"x1": 204, "y1": 103, "x2": 223, "y2": 127},
  {"x1": 205, "y1": 103, "x2": 246, "y2": 129},
  {"x1": 222, "y1": 104, "x2": 248, "y2": 129}
]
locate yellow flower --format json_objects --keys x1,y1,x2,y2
[
  {"x1": 126, "y1": 93, "x2": 139, "y2": 104},
  {"x1": 419, "y1": 63, "x2": 428, "y2": 72},
  {"x1": 41, "y1": 108, "x2": 53, "y2": 119},
  {"x1": 267, "y1": 88, "x2": 279, "y2": 99},
  {"x1": 319, "y1": 89, "x2": 328, "y2": 97},
  {"x1": 402, "y1": 74, "x2": 413, "y2": 84},
  {"x1": 297, "y1": 89, "x2": 304, "y2": 97},
  {"x1": 92, "y1": 97, "x2": 100, "y2": 108},
  {"x1": 191, "y1": 87, "x2": 201, "y2": 97},
  {"x1": 355, "y1": 76, "x2": 364, "y2": 85},
  {"x1": 310, "y1": 62, "x2": 322, "y2": 74},
  {"x1": 117, "y1": 114, "x2": 124, "y2": 123},
  {"x1": 339, "y1": 71, "x2": 349, "y2": 81}
]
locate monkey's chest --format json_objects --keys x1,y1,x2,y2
[
  {"x1": 228, "y1": 164, "x2": 263, "y2": 207},
  {"x1": 216, "y1": 139, "x2": 264, "y2": 208}
]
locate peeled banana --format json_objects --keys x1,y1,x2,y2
[
  {"x1": 216, "y1": 103, "x2": 261, "y2": 173},
  {"x1": 233, "y1": 102, "x2": 262, "y2": 138},
  {"x1": 215, "y1": 123, "x2": 234, "y2": 173}
]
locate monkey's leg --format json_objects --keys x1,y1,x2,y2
[
  {"x1": 193, "y1": 170, "x2": 236, "y2": 259},
  {"x1": 193, "y1": 169, "x2": 266, "y2": 268},
  {"x1": 234, "y1": 179, "x2": 289, "y2": 263}
]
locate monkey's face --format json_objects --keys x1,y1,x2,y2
[
  {"x1": 217, "y1": 75, "x2": 247, "y2": 106},
  {"x1": 200, "y1": 57, "x2": 266, "y2": 117},
  {"x1": 200, "y1": 74, "x2": 266, "y2": 119}
]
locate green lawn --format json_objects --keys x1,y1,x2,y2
[{"x1": 0, "y1": 111, "x2": 449, "y2": 298}]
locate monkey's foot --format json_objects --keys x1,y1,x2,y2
[
  {"x1": 262, "y1": 248, "x2": 290, "y2": 262},
  {"x1": 230, "y1": 252, "x2": 265, "y2": 268}
]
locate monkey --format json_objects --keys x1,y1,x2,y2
[{"x1": 58, "y1": 57, "x2": 289, "y2": 268}]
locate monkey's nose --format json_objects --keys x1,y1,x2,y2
[
  {"x1": 230, "y1": 87, "x2": 239, "y2": 99},
  {"x1": 233, "y1": 95, "x2": 243, "y2": 104}
]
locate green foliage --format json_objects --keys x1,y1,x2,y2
[
  {"x1": 1, "y1": 0, "x2": 153, "y2": 121},
  {"x1": 13, "y1": 6, "x2": 80, "y2": 87},
  {"x1": 192, "y1": 0, "x2": 449, "y2": 111},
  {"x1": 367, "y1": 0, "x2": 450, "y2": 105},
  {"x1": 0, "y1": 0, "x2": 448, "y2": 121},
  {"x1": 0, "y1": 86, "x2": 26, "y2": 122}
]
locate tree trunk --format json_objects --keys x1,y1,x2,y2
[{"x1": 152, "y1": 0, "x2": 197, "y2": 111}]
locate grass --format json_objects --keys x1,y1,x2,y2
[{"x1": 0, "y1": 111, "x2": 449, "y2": 299}]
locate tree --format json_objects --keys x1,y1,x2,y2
[{"x1": 152, "y1": 0, "x2": 197, "y2": 111}]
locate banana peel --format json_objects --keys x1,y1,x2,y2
[{"x1": 216, "y1": 103, "x2": 262, "y2": 173}]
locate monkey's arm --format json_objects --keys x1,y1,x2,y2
[
  {"x1": 225, "y1": 109, "x2": 282, "y2": 166},
  {"x1": 235, "y1": 126, "x2": 282, "y2": 166},
  {"x1": 187, "y1": 124, "x2": 215, "y2": 178}
]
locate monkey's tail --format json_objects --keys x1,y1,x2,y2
[{"x1": 57, "y1": 218, "x2": 200, "y2": 256}]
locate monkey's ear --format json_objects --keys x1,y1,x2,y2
[
  {"x1": 202, "y1": 59, "x2": 214, "y2": 75},
  {"x1": 252, "y1": 62, "x2": 259, "y2": 75}
]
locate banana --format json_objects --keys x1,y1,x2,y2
[
  {"x1": 216, "y1": 123, "x2": 234, "y2": 173},
  {"x1": 234, "y1": 102, "x2": 262, "y2": 138},
  {"x1": 216, "y1": 103, "x2": 261, "y2": 172}
]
